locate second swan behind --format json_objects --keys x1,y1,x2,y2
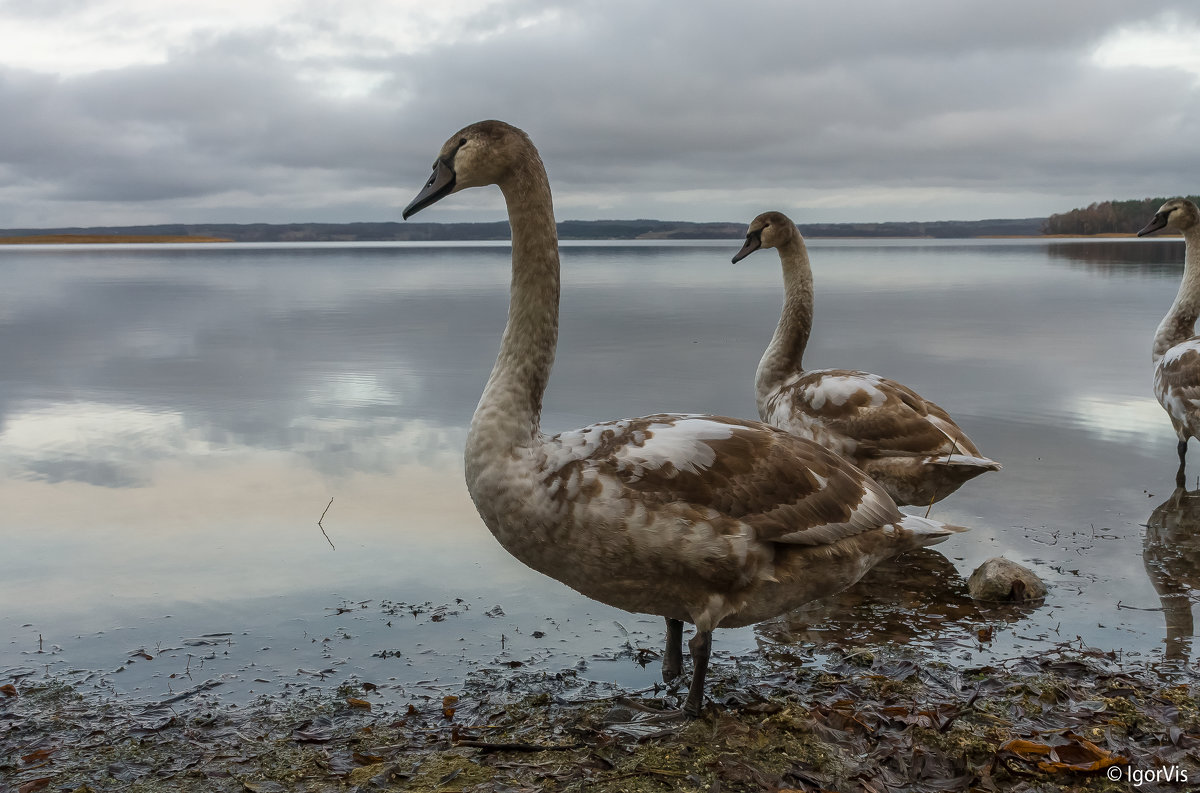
[{"x1": 733, "y1": 211, "x2": 999, "y2": 507}]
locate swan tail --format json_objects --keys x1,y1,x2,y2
[
  {"x1": 894, "y1": 514, "x2": 968, "y2": 549},
  {"x1": 927, "y1": 453, "x2": 1001, "y2": 472}
]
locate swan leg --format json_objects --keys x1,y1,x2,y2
[
  {"x1": 662, "y1": 618, "x2": 683, "y2": 681},
  {"x1": 682, "y1": 630, "x2": 712, "y2": 718},
  {"x1": 1178, "y1": 440, "x2": 1189, "y2": 488}
]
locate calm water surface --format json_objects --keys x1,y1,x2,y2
[{"x1": 0, "y1": 237, "x2": 1195, "y2": 708}]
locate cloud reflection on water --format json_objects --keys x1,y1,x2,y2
[{"x1": 0, "y1": 238, "x2": 1196, "y2": 694}]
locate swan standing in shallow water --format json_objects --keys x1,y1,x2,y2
[
  {"x1": 403, "y1": 121, "x2": 964, "y2": 716},
  {"x1": 732, "y1": 211, "x2": 999, "y2": 507},
  {"x1": 1138, "y1": 198, "x2": 1200, "y2": 486}
]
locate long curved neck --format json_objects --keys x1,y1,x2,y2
[
  {"x1": 756, "y1": 235, "x2": 814, "y2": 406},
  {"x1": 1155, "y1": 226, "x2": 1200, "y2": 363},
  {"x1": 471, "y1": 156, "x2": 559, "y2": 449}
]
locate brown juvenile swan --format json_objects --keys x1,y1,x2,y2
[
  {"x1": 403, "y1": 121, "x2": 965, "y2": 716},
  {"x1": 1138, "y1": 198, "x2": 1200, "y2": 486},
  {"x1": 733, "y1": 211, "x2": 1000, "y2": 507}
]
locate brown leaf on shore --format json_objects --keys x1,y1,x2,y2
[
  {"x1": 1, "y1": 683, "x2": 17, "y2": 697},
  {"x1": 21, "y1": 746, "x2": 56, "y2": 765},
  {"x1": 442, "y1": 694, "x2": 458, "y2": 720},
  {"x1": 291, "y1": 718, "x2": 334, "y2": 743},
  {"x1": 998, "y1": 731, "x2": 1128, "y2": 773},
  {"x1": 346, "y1": 697, "x2": 371, "y2": 709},
  {"x1": 18, "y1": 779, "x2": 51, "y2": 793}
]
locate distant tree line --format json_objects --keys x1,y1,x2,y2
[
  {"x1": 0, "y1": 217, "x2": 1046, "y2": 241},
  {"x1": 1042, "y1": 197, "x2": 1200, "y2": 235}
]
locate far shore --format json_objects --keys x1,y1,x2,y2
[
  {"x1": 0, "y1": 232, "x2": 1179, "y2": 245},
  {"x1": 0, "y1": 234, "x2": 232, "y2": 244}
]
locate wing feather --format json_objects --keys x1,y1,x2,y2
[
  {"x1": 775, "y1": 368, "x2": 982, "y2": 458},
  {"x1": 548, "y1": 413, "x2": 901, "y2": 548},
  {"x1": 1156, "y1": 340, "x2": 1200, "y2": 435}
]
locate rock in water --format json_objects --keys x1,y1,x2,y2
[{"x1": 967, "y1": 557, "x2": 1047, "y2": 602}]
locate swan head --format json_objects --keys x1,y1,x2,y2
[
  {"x1": 731, "y1": 211, "x2": 800, "y2": 263},
  {"x1": 1138, "y1": 198, "x2": 1200, "y2": 237},
  {"x1": 403, "y1": 120, "x2": 533, "y2": 219}
]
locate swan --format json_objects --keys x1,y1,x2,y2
[
  {"x1": 1138, "y1": 198, "x2": 1200, "y2": 486},
  {"x1": 403, "y1": 121, "x2": 964, "y2": 716},
  {"x1": 732, "y1": 211, "x2": 999, "y2": 507}
]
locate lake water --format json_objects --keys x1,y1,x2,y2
[{"x1": 1, "y1": 237, "x2": 1196, "y2": 710}]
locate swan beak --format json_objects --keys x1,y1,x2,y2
[
  {"x1": 731, "y1": 235, "x2": 761, "y2": 263},
  {"x1": 403, "y1": 158, "x2": 457, "y2": 219},
  {"x1": 1137, "y1": 212, "x2": 1169, "y2": 237}
]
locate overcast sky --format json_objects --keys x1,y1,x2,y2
[{"x1": 1, "y1": 0, "x2": 1198, "y2": 227}]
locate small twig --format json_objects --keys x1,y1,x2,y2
[
  {"x1": 455, "y1": 739, "x2": 585, "y2": 753},
  {"x1": 1115, "y1": 601, "x2": 1163, "y2": 612},
  {"x1": 938, "y1": 685, "x2": 983, "y2": 733},
  {"x1": 318, "y1": 497, "x2": 335, "y2": 550},
  {"x1": 598, "y1": 768, "x2": 688, "y2": 783}
]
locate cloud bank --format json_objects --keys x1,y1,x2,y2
[{"x1": 0, "y1": 0, "x2": 1198, "y2": 225}]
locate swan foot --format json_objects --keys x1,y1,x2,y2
[
  {"x1": 662, "y1": 618, "x2": 683, "y2": 681},
  {"x1": 682, "y1": 630, "x2": 712, "y2": 718}
]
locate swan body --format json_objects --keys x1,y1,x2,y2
[
  {"x1": 1138, "y1": 198, "x2": 1200, "y2": 485},
  {"x1": 732, "y1": 211, "x2": 999, "y2": 506},
  {"x1": 403, "y1": 121, "x2": 964, "y2": 716}
]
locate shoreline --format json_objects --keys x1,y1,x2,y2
[
  {"x1": 0, "y1": 233, "x2": 1179, "y2": 245},
  {"x1": 3, "y1": 641, "x2": 1196, "y2": 792},
  {"x1": 0, "y1": 234, "x2": 232, "y2": 244}
]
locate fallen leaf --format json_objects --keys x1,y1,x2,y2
[
  {"x1": 18, "y1": 779, "x2": 51, "y2": 793},
  {"x1": 346, "y1": 697, "x2": 371, "y2": 709},
  {"x1": 442, "y1": 694, "x2": 458, "y2": 720},
  {"x1": 0, "y1": 683, "x2": 17, "y2": 697},
  {"x1": 242, "y1": 781, "x2": 288, "y2": 793},
  {"x1": 22, "y1": 746, "x2": 56, "y2": 765},
  {"x1": 998, "y1": 732, "x2": 1128, "y2": 773}
]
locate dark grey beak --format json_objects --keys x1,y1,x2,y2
[
  {"x1": 1138, "y1": 212, "x2": 1169, "y2": 237},
  {"x1": 731, "y1": 234, "x2": 761, "y2": 263},
  {"x1": 403, "y1": 158, "x2": 457, "y2": 219}
]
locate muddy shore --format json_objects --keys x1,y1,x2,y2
[{"x1": 4, "y1": 639, "x2": 1197, "y2": 793}]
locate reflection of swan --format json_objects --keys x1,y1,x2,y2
[
  {"x1": 1138, "y1": 199, "x2": 1200, "y2": 486},
  {"x1": 1145, "y1": 487, "x2": 1200, "y2": 661},
  {"x1": 758, "y1": 548, "x2": 974, "y2": 647},
  {"x1": 732, "y1": 211, "x2": 999, "y2": 506},
  {"x1": 402, "y1": 121, "x2": 964, "y2": 716}
]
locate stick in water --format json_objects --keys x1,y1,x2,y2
[{"x1": 318, "y1": 497, "x2": 335, "y2": 549}]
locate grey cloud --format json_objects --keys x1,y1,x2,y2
[{"x1": 1, "y1": 1, "x2": 1199, "y2": 224}]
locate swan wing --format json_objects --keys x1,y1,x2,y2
[
  {"x1": 769, "y1": 369, "x2": 983, "y2": 459},
  {"x1": 1156, "y1": 339, "x2": 1200, "y2": 427},
  {"x1": 549, "y1": 413, "x2": 901, "y2": 547}
]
